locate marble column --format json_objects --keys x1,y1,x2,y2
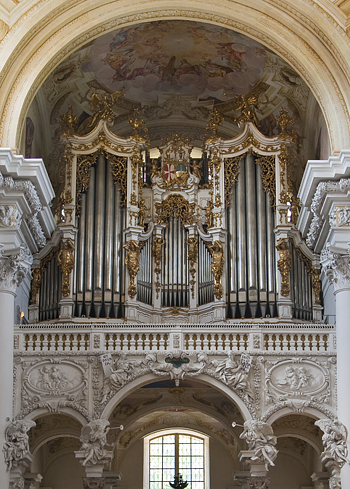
[
  {"x1": 321, "y1": 245, "x2": 350, "y2": 486},
  {"x1": 0, "y1": 244, "x2": 32, "y2": 487}
]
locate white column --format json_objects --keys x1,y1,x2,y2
[
  {"x1": 321, "y1": 246, "x2": 350, "y2": 486},
  {"x1": 0, "y1": 244, "x2": 32, "y2": 487}
]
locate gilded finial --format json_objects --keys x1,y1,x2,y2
[
  {"x1": 276, "y1": 107, "x2": 294, "y2": 139},
  {"x1": 59, "y1": 105, "x2": 78, "y2": 138}
]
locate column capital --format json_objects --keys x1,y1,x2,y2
[
  {"x1": 0, "y1": 244, "x2": 32, "y2": 294},
  {"x1": 321, "y1": 244, "x2": 350, "y2": 293}
]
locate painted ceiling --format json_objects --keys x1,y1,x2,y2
[{"x1": 28, "y1": 20, "x2": 329, "y2": 191}]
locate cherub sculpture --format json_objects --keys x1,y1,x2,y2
[
  {"x1": 3, "y1": 419, "x2": 36, "y2": 470},
  {"x1": 239, "y1": 420, "x2": 278, "y2": 469}
]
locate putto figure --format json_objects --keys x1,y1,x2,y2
[
  {"x1": 79, "y1": 419, "x2": 111, "y2": 467},
  {"x1": 315, "y1": 419, "x2": 349, "y2": 467}
]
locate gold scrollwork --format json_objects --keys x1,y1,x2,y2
[
  {"x1": 276, "y1": 239, "x2": 292, "y2": 297},
  {"x1": 206, "y1": 240, "x2": 224, "y2": 300},
  {"x1": 30, "y1": 245, "x2": 60, "y2": 304},
  {"x1": 232, "y1": 93, "x2": 259, "y2": 126},
  {"x1": 205, "y1": 108, "x2": 223, "y2": 143},
  {"x1": 89, "y1": 90, "x2": 123, "y2": 128},
  {"x1": 124, "y1": 240, "x2": 142, "y2": 299},
  {"x1": 58, "y1": 239, "x2": 75, "y2": 297},
  {"x1": 152, "y1": 237, "x2": 165, "y2": 299},
  {"x1": 187, "y1": 237, "x2": 198, "y2": 299},
  {"x1": 59, "y1": 105, "x2": 78, "y2": 138},
  {"x1": 255, "y1": 155, "x2": 276, "y2": 206},
  {"x1": 76, "y1": 154, "x2": 98, "y2": 216},
  {"x1": 224, "y1": 157, "x2": 240, "y2": 207},
  {"x1": 155, "y1": 194, "x2": 195, "y2": 227},
  {"x1": 108, "y1": 154, "x2": 128, "y2": 207}
]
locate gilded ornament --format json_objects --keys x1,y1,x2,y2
[
  {"x1": 59, "y1": 105, "x2": 78, "y2": 137},
  {"x1": 58, "y1": 239, "x2": 75, "y2": 297},
  {"x1": 108, "y1": 154, "x2": 128, "y2": 207},
  {"x1": 233, "y1": 93, "x2": 259, "y2": 126},
  {"x1": 76, "y1": 154, "x2": 98, "y2": 216},
  {"x1": 187, "y1": 237, "x2": 198, "y2": 299},
  {"x1": 29, "y1": 246, "x2": 59, "y2": 304},
  {"x1": 155, "y1": 194, "x2": 195, "y2": 227},
  {"x1": 124, "y1": 240, "x2": 142, "y2": 299},
  {"x1": 276, "y1": 108, "x2": 294, "y2": 140},
  {"x1": 255, "y1": 155, "x2": 276, "y2": 206},
  {"x1": 276, "y1": 239, "x2": 291, "y2": 297},
  {"x1": 224, "y1": 157, "x2": 240, "y2": 207},
  {"x1": 312, "y1": 268, "x2": 322, "y2": 306},
  {"x1": 89, "y1": 90, "x2": 123, "y2": 128},
  {"x1": 205, "y1": 108, "x2": 223, "y2": 142},
  {"x1": 129, "y1": 108, "x2": 149, "y2": 145},
  {"x1": 206, "y1": 240, "x2": 224, "y2": 300},
  {"x1": 152, "y1": 237, "x2": 165, "y2": 299},
  {"x1": 30, "y1": 267, "x2": 42, "y2": 305}
]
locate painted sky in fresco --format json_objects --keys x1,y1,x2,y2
[{"x1": 82, "y1": 21, "x2": 267, "y2": 103}]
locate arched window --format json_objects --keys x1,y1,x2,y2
[{"x1": 144, "y1": 430, "x2": 210, "y2": 489}]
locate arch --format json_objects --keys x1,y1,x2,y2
[
  {"x1": 0, "y1": 1, "x2": 350, "y2": 153},
  {"x1": 23, "y1": 407, "x2": 87, "y2": 426},
  {"x1": 265, "y1": 406, "x2": 333, "y2": 425},
  {"x1": 101, "y1": 373, "x2": 252, "y2": 422}
]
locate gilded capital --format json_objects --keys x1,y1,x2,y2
[{"x1": 0, "y1": 244, "x2": 32, "y2": 294}]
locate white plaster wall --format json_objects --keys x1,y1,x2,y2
[
  {"x1": 269, "y1": 453, "x2": 312, "y2": 489},
  {"x1": 41, "y1": 451, "x2": 85, "y2": 489}
]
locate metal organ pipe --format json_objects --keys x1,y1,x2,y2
[
  {"x1": 266, "y1": 189, "x2": 276, "y2": 316},
  {"x1": 113, "y1": 187, "x2": 122, "y2": 318},
  {"x1": 84, "y1": 166, "x2": 95, "y2": 317},
  {"x1": 76, "y1": 193, "x2": 86, "y2": 316},
  {"x1": 246, "y1": 153, "x2": 258, "y2": 317},
  {"x1": 237, "y1": 157, "x2": 247, "y2": 317},
  {"x1": 256, "y1": 164, "x2": 267, "y2": 317},
  {"x1": 93, "y1": 154, "x2": 106, "y2": 317},
  {"x1": 104, "y1": 161, "x2": 114, "y2": 316}
]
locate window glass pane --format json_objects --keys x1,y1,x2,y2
[
  {"x1": 163, "y1": 456, "x2": 175, "y2": 468},
  {"x1": 191, "y1": 444, "x2": 203, "y2": 456},
  {"x1": 192, "y1": 469, "x2": 204, "y2": 481},
  {"x1": 151, "y1": 437, "x2": 163, "y2": 444},
  {"x1": 192, "y1": 482, "x2": 204, "y2": 489},
  {"x1": 192, "y1": 456, "x2": 204, "y2": 468},
  {"x1": 179, "y1": 443, "x2": 191, "y2": 456},
  {"x1": 179, "y1": 456, "x2": 191, "y2": 469},
  {"x1": 164, "y1": 444, "x2": 175, "y2": 456},
  {"x1": 150, "y1": 469, "x2": 162, "y2": 481},
  {"x1": 163, "y1": 469, "x2": 174, "y2": 481},
  {"x1": 150, "y1": 456, "x2": 162, "y2": 468},
  {"x1": 163, "y1": 435, "x2": 175, "y2": 443},
  {"x1": 179, "y1": 435, "x2": 191, "y2": 443},
  {"x1": 150, "y1": 444, "x2": 162, "y2": 456}
]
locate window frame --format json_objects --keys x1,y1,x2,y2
[{"x1": 143, "y1": 429, "x2": 210, "y2": 489}]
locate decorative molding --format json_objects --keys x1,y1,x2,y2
[
  {"x1": 321, "y1": 244, "x2": 350, "y2": 292},
  {"x1": 307, "y1": 179, "x2": 350, "y2": 249},
  {"x1": 0, "y1": 244, "x2": 32, "y2": 294}
]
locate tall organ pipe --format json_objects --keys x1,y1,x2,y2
[
  {"x1": 237, "y1": 157, "x2": 247, "y2": 317},
  {"x1": 84, "y1": 166, "x2": 96, "y2": 317},
  {"x1": 228, "y1": 184, "x2": 237, "y2": 315},
  {"x1": 76, "y1": 193, "x2": 86, "y2": 316},
  {"x1": 104, "y1": 161, "x2": 114, "y2": 316},
  {"x1": 93, "y1": 155, "x2": 106, "y2": 318},
  {"x1": 246, "y1": 153, "x2": 258, "y2": 317},
  {"x1": 256, "y1": 164, "x2": 267, "y2": 317},
  {"x1": 113, "y1": 184, "x2": 123, "y2": 318},
  {"x1": 266, "y1": 191, "x2": 276, "y2": 316}
]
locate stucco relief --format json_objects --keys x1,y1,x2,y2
[
  {"x1": 265, "y1": 358, "x2": 330, "y2": 405},
  {"x1": 20, "y1": 358, "x2": 89, "y2": 419}
]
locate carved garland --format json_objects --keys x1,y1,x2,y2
[
  {"x1": 152, "y1": 237, "x2": 165, "y2": 299},
  {"x1": 58, "y1": 239, "x2": 75, "y2": 297},
  {"x1": 206, "y1": 240, "x2": 224, "y2": 300},
  {"x1": 187, "y1": 237, "x2": 198, "y2": 299},
  {"x1": 255, "y1": 155, "x2": 276, "y2": 206},
  {"x1": 276, "y1": 239, "x2": 291, "y2": 297},
  {"x1": 124, "y1": 240, "x2": 142, "y2": 299},
  {"x1": 155, "y1": 194, "x2": 195, "y2": 227}
]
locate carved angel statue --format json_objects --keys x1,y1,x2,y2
[
  {"x1": 79, "y1": 419, "x2": 111, "y2": 467},
  {"x1": 239, "y1": 420, "x2": 278, "y2": 469},
  {"x1": 3, "y1": 419, "x2": 36, "y2": 470},
  {"x1": 315, "y1": 419, "x2": 349, "y2": 468}
]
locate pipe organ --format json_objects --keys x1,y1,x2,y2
[{"x1": 28, "y1": 104, "x2": 323, "y2": 324}]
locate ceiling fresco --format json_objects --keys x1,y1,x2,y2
[
  {"x1": 82, "y1": 21, "x2": 266, "y2": 103},
  {"x1": 27, "y1": 20, "x2": 329, "y2": 192}
]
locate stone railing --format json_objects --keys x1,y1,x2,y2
[{"x1": 14, "y1": 323, "x2": 336, "y2": 354}]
